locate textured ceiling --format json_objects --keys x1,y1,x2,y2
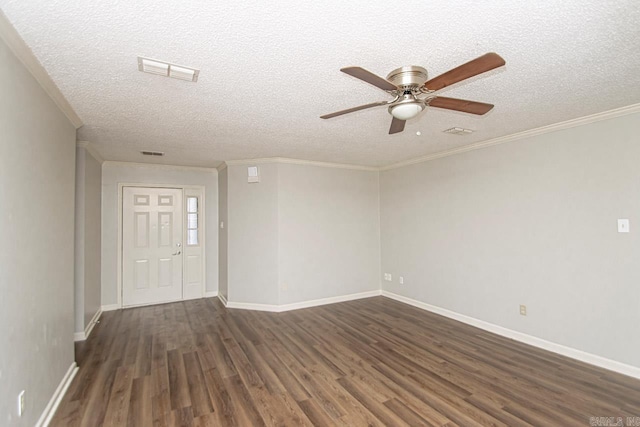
[{"x1": 2, "y1": 0, "x2": 640, "y2": 167}]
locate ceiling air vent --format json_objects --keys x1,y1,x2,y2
[
  {"x1": 137, "y1": 57, "x2": 199, "y2": 82},
  {"x1": 141, "y1": 151, "x2": 165, "y2": 156},
  {"x1": 443, "y1": 127, "x2": 474, "y2": 135}
]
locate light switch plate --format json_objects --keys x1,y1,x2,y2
[{"x1": 618, "y1": 219, "x2": 630, "y2": 233}]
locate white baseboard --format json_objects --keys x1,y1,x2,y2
[
  {"x1": 74, "y1": 308, "x2": 103, "y2": 341},
  {"x1": 101, "y1": 304, "x2": 120, "y2": 312},
  {"x1": 226, "y1": 290, "x2": 382, "y2": 313},
  {"x1": 226, "y1": 301, "x2": 280, "y2": 312},
  {"x1": 35, "y1": 362, "x2": 78, "y2": 427},
  {"x1": 204, "y1": 290, "x2": 219, "y2": 298},
  {"x1": 381, "y1": 291, "x2": 640, "y2": 380},
  {"x1": 280, "y1": 290, "x2": 382, "y2": 312},
  {"x1": 218, "y1": 293, "x2": 228, "y2": 306}
]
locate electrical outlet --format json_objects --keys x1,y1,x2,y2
[
  {"x1": 519, "y1": 305, "x2": 527, "y2": 316},
  {"x1": 18, "y1": 390, "x2": 25, "y2": 417},
  {"x1": 399, "y1": 276, "x2": 404, "y2": 285},
  {"x1": 384, "y1": 273, "x2": 392, "y2": 282}
]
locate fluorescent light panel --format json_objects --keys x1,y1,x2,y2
[{"x1": 137, "y1": 57, "x2": 199, "y2": 82}]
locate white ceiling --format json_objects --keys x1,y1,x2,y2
[{"x1": 2, "y1": 0, "x2": 640, "y2": 168}]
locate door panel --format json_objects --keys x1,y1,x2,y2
[{"x1": 123, "y1": 187, "x2": 183, "y2": 307}]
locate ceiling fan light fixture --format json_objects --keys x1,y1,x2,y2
[{"x1": 390, "y1": 102, "x2": 424, "y2": 120}]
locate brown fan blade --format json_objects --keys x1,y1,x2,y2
[
  {"x1": 389, "y1": 117, "x2": 406, "y2": 134},
  {"x1": 320, "y1": 101, "x2": 387, "y2": 119},
  {"x1": 341, "y1": 67, "x2": 397, "y2": 91},
  {"x1": 423, "y1": 53, "x2": 505, "y2": 92},
  {"x1": 429, "y1": 97, "x2": 494, "y2": 115}
]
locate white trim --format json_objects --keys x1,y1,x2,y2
[
  {"x1": 381, "y1": 103, "x2": 640, "y2": 171},
  {"x1": 223, "y1": 157, "x2": 378, "y2": 171},
  {"x1": 74, "y1": 308, "x2": 102, "y2": 341},
  {"x1": 381, "y1": 291, "x2": 640, "y2": 380},
  {"x1": 105, "y1": 161, "x2": 217, "y2": 173},
  {"x1": 84, "y1": 308, "x2": 101, "y2": 338},
  {"x1": 183, "y1": 187, "x2": 206, "y2": 301},
  {"x1": 35, "y1": 362, "x2": 79, "y2": 427},
  {"x1": 218, "y1": 293, "x2": 228, "y2": 306},
  {"x1": 101, "y1": 304, "x2": 120, "y2": 312},
  {"x1": 279, "y1": 290, "x2": 382, "y2": 312},
  {"x1": 0, "y1": 10, "x2": 82, "y2": 129},
  {"x1": 216, "y1": 162, "x2": 227, "y2": 172},
  {"x1": 226, "y1": 290, "x2": 382, "y2": 313},
  {"x1": 204, "y1": 290, "x2": 218, "y2": 298},
  {"x1": 226, "y1": 301, "x2": 281, "y2": 312},
  {"x1": 76, "y1": 141, "x2": 104, "y2": 164},
  {"x1": 218, "y1": 104, "x2": 640, "y2": 173},
  {"x1": 117, "y1": 183, "x2": 207, "y2": 309}
]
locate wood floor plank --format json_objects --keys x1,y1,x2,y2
[
  {"x1": 182, "y1": 351, "x2": 214, "y2": 417},
  {"x1": 102, "y1": 365, "x2": 134, "y2": 427},
  {"x1": 167, "y1": 349, "x2": 192, "y2": 411},
  {"x1": 202, "y1": 367, "x2": 237, "y2": 426},
  {"x1": 222, "y1": 375, "x2": 266, "y2": 427},
  {"x1": 51, "y1": 297, "x2": 640, "y2": 426},
  {"x1": 127, "y1": 376, "x2": 152, "y2": 427}
]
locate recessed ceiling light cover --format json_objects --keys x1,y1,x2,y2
[
  {"x1": 137, "y1": 57, "x2": 199, "y2": 82},
  {"x1": 443, "y1": 127, "x2": 474, "y2": 135}
]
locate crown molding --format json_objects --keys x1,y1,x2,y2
[
  {"x1": 223, "y1": 104, "x2": 640, "y2": 173},
  {"x1": 381, "y1": 103, "x2": 640, "y2": 171},
  {"x1": 0, "y1": 10, "x2": 83, "y2": 129},
  {"x1": 103, "y1": 160, "x2": 218, "y2": 173},
  {"x1": 76, "y1": 141, "x2": 105, "y2": 164},
  {"x1": 223, "y1": 157, "x2": 378, "y2": 171}
]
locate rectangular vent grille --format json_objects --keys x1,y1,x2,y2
[
  {"x1": 137, "y1": 57, "x2": 199, "y2": 82},
  {"x1": 443, "y1": 127, "x2": 474, "y2": 135},
  {"x1": 141, "y1": 151, "x2": 165, "y2": 156}
]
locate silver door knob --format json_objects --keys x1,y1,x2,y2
[
  {"x1": 172, "y1": 250, "x2": 181, "y2": 255},
  {"x1": 176, "y1": 243, "x2": 182, "y2": 247}
]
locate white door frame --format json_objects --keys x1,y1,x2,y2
[{"x1": 117, "y1": 183, "x2": 206, "y2": 309}]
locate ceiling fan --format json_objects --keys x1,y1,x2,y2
[{"x1": 320, "y1": 53, "x2": 506, "y2": 134}]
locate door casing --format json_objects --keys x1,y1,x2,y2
[{"x1": 117, "y1": 183, "x2": 206, "y2": 309}]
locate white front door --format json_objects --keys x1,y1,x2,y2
[{"x1": 122, "y1": 187, "x2": 183, "y2": 307}]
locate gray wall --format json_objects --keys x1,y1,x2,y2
[
  {"x1": 380, "y1": 112, "x2": 640, "y2": 367},
  {"x1": 101, "y1": 162, "x2": 219, "y2": 306},
  {"x1": 74, "y1": 146, "x2": 102, "y2": 334},
  {"x1": 218, "y1": 167, "x2": 228, "y2": 300},
  {"x1": 278, "y1": 163, "x2": 380, "y2": 304},
  {"x1": 224, "y1": 162, "x2": 381, "y2": 306},
  {"x1": 226, "y1": 163, "x2": 280, "y2": 305},
  {"x1": 0, "y1": 36, "x2": 76, "y2": 426}
]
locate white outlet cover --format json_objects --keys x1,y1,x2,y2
[
  {"x1": 618, "y1": 219, "x2": 630, "y2": 233},
  {"x1": 399, "y1": 276, "x2": 404, "y2": 284}
]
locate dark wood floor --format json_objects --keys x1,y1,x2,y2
[{"x1": 53, "y1": 296, "x2": 640, "y2": 426}]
